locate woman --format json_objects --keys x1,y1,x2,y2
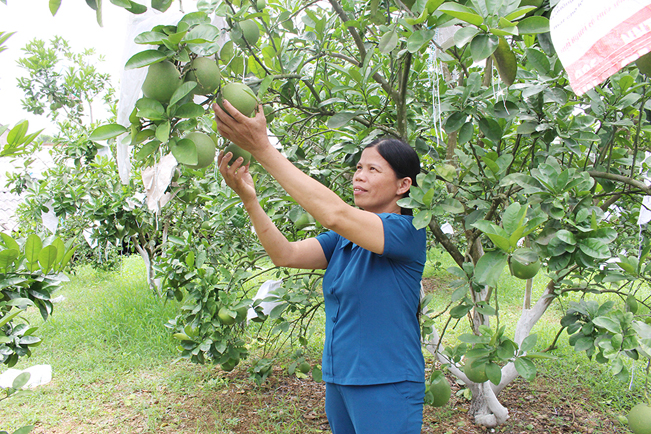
[{"x1": 213, "y1": 100, "x2": 427, "y2": 434}]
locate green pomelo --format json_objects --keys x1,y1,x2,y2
[
  {"x1": 510, "y1": 257, "x2": 541, "y2": 280},
  {"x1": 218, "y1": 82, "x2": 259, "y2": 117},
  {"x1": 429, "y1": 376, "x2": 451, "y2": 407},
  {"x1": 256, "y1": 0, "x2": 265, "y2": 10},
  {"x1": 224, "y1": 143, "x2": 251, "y2": 166},
  {"x1": 298, "y1": 362, "x2": 311, "y2": 374},
  {"x1": 636, "y1": 52, "x2": 651, "y2": 76},
  {"x1": 295, "y1": 212, "x2": 315, "y2": 230},
  {"x1": 186, "y1": 57, "x2": 221, "y2": 95},
  {"x1": 628, "y1": 404, "x2": 651, "y2": 434},
  {"x1": 184, "y1": 132, "x2": 216, "y2": 169},
  {"x1": 218, "y1": 307, "x2": 236, "y2": 325},
  {"x1": 240, "y1": 20, "x2": 260, "y2": 45},
  {"x1": 464, "y1": 360, "x2": 488, "y2": 383},
  {"x1": 142, "y1": 60, "x2": 182, "y2": 104}
]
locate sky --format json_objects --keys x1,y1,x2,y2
[{"x1": 0, "y1": 1, "x2": 130, "y2": 135}]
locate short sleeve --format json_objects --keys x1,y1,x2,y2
[
  {"x1": 316, "y1": 230, "x2": 340, "y2": 263},
  {"x1": 380, "y1": 213, "x2": 427, "y2": 262}
]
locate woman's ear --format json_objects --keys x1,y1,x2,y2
[{"x1": 397, "y1": 177, "x2": 412, "y2": 196}]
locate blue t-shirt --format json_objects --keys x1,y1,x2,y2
[{"x1": 316, "y1": 213, "x2": 427, "y2": 385}]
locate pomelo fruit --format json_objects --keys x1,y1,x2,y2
[
  {"x1": 142, "y1": 60, "x2": 182, "y2": 104},
  {"x1": 298, "y1": 362, "x2": 311, "y2": 374},
  {"x1": 240, "y1": 20, "x2": 260, "y2": 45},
  {"x1": 218, "y1": 307, "x2": 236, "y2": 325},
  {"x1": 628, "y1": 403, "x2": 651, "y2": 434},
  {"x1": 217, "y1": 82, "x2": 259, "y2": 117},
  {"x1": 184, "y1": 132, "x2": 216, "y2": 169},
  {"x1": 428, "y1": 374, "x2": 451, "y2": 407},
  {"x1": 295, "y1": 212, "x2": 315, "y2": 230},
  {"x1": 223, "y1": 143, "x2": 251, "y2": 166},
  {"x1": 509, "y1": 249, "x2": 542, "y2": 280},
  {"x1": 186, "y1": 57, "x2": 221, "y2": 95},
  {"x1": 464, "y1": 360, "x2": 488, "y2": 383}
]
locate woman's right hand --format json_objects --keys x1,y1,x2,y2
[{"x1": 217, "y1": 150, "x2": 256, "y2": 203}]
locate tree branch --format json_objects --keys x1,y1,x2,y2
[{"x1": 588, "y1": 171, "x2": 651, "y2": 195}]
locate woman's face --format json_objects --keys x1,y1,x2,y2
[{"x1": 353, "y1": 146, "x2": 411, "y2": 214}]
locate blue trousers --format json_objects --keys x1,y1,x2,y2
[{"x1": 325, "y1": 381, "x2": 424, "y2": 434}]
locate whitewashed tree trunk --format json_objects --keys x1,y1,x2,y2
[{"x1": 425, "y1": 279, "x2": 557, "y2": 426}]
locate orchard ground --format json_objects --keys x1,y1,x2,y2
[{"x1": 2, "y1": 256, "x2": 641, "y2": 434}]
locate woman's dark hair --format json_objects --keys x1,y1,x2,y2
[{"x1": 365, "y1": 137, "x2": 421, "y2": 216}]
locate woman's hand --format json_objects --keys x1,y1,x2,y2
[
  {"x1": 213, "y1": 100, "x2": 270, "y2": 156},
  {"x1": 217, "y1": 150, "x2": 256, "y2": 204}
]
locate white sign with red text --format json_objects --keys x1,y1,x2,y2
[{"x1": 550, "y1": 0, "x2": 651, "y2": 95}]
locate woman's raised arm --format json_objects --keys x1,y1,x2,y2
[{"x1": 213, "y1": 101, "x2": 389, "y2": 254}]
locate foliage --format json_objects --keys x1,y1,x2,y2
[
  {"x1": 15, "y1": 36, "x2": 116, "y2": 125},
  {"x1": 6, "y1": 0, "x2": 651, "y2": 427},
  {"x1": 0, "y1": 232, "x2": 76, "y2": 367},
  {"x1": 0, "y1": 371, "x2": 35, "y2": 434}
]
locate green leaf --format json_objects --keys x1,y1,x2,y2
[
  {"x1": 413, "y1": 209, "x2": 433, "y2": 230},
  {"x1": 125, "y1": 50, "x2": 168, "y2": 70},
  {"x1": 439, "y1": 2, "x2": 484, "y2": 26},
  {"x1": 7, "y1": 121, "x2": 28, "y2": 146},
  {"x1": 514, "y1": 357, "x2": 536, "y2": 381},
  {"x1": 407, "y1": 28, "x2": 436, "y2": 53},
  {"x1": 379, "y1": 28, "x2": 398, "y2": 54},
  {"x1": 459, "y1": 333, "x2": 491, "y2": 344},
  {"x1": 170, "y1": 138, "x2": 198, "y2": 165},
  {"x1": 169, "y1": 82, "x2": 197, "y2": 107},
  {"x1": 474, "y1": 250, "x2": 507, "y2": 287},
  {"x1": 593, "y1": 316, "x2": 622, "y2": 334},
  {"x1": 520, "y1": 334, "x2": 537, "y2": 354},
  {"x1": 1, "y1": 233, "x2": 20, "y2": 251},
  {"x1": 526, "y1": 48, "x2": 550, "y2": 75},
  {"x1": 134, "y1": 31, "x2": 168, "y2": 45},
  {"x1": 175, "y1": 102, "x2": 205, "y2": 119},
  {"x1": 12, "y1": 426, "x2": 35, "y2": 434},
  {"x1": 136, "y1": 98, "x2": 166, "y2": 120},
  {"x1": 151, "y1": 0, "x2": 173, "y2": 11},
  {"x1": 155, "y1": 121, "x2": 170, "y2": 143},
  {"x1": 89, "y1": 124, "x2": 127, "y2": 141},
  {"x1": 49, "y1": 0, "x2": 62, "y2": 15},
  {"x1": 183, "y1": 24, "x2": 220, "y2": 44},
  {"x1": 502, "y1": 203, "x2": 526, "y2": 235},
  {"x1": 574, "y1": 336, "x2": 594, "y2": 352},
  {"x1": 577, "y1": 239, "x2": 610, "y2": 259},
  {"x1": 0, "y1": 249, "x2": 19, "y2": 270},
  {"x1": 327, "y1": 112, "x2": 360, "y2": 129},
  {"x1": 312, "y1": 366, "x2": 323, "y2": 383},
  {"x1": 24, "y1": 234, "x2": 42, "y2": 264},
  {"x1": 135, "y1": 141, "x2": 160, "y2": 161},
  {"x1": 38, "y1": 245, "x2": 58, "y2": 274},
  {"x1": 485, "y1": 362, "x2": 502, "y2": 385},
  {"x1": 517, "y1": 16, "x2": 549, "y2": 35},
  {"x1": 470, "y1": 34, "x2": 500, "y2": 61},
  {"x1": 444, "y1": 111, "x2": 467, "y2": 133},
  {"x1": 12, "y1": 371, "x2": 31, "y2": 389}
]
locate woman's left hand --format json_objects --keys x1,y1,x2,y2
[{"x1": 213, "y1": 100, "x2": 270, "y2": 156}]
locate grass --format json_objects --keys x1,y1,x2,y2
[{"x1": 1, "y1": 250, "x2": 649, "y2": 433}]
